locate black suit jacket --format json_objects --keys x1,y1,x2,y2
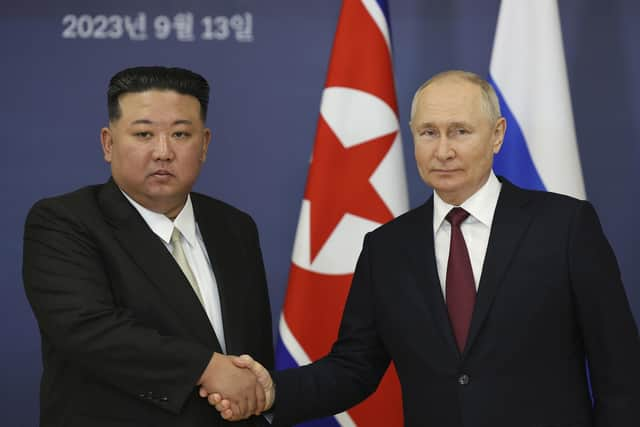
[
  {"x1": 23, "y1": 179, "x2": 274, "y2": 427},
  {"x1": 272, "y1": 179, "x2": 640, "y2": 427}
]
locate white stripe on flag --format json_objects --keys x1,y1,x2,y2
[
  {"x1": 278, "y1": 315, "x2": 311, "y2": 366},
  {"x1": 490, "y1": 0, "x2": 586, "y2": 199}
]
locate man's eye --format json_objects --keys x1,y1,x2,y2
[
  {"x1": 456, "y1": 128, "x2": 469, "y2": 135},
  {"x1": 173, "y1": 131, "x2": 190, "y2": 139},
  {"x1": 421, "y1": 129, "x2": 436, "y2": 137},
  {"x1": 134, "y1": 131, "x2": 152, "y2": 139}
]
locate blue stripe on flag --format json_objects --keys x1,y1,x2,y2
[
  {"x1": 375, "y1": 0, "x2": 391, "y2": 33},
  {"x1": 275, "y1": 338, "x2": 299, "y2": 370},
  {"x1": 489, "y1": 75, "x2": 546, "y2": 191}
]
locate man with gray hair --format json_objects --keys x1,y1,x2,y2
[{"x1": 212, "y1": 70, "x2": 640, "y2": 427}]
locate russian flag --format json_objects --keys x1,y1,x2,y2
[
  {"x1": 275, "y1": 0, "x2": 407, "y2": 425},
  {"x1": 490, "y1": 0, "x2": 586, "y2": 198}
]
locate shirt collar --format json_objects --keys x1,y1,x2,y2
[
  {"x1": 433, "y1": 171, "x2": 502, "y2": 232},
  {"x1": 121, "y1": 191, "x2": 198, "y2": 247}
]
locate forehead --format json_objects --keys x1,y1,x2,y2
[
  {"x1": 117, "y1": 90, "x2": 201, "y2": 120},
  {"x1": 414, "y1": 78, "x2": 483, "y2": 123}
]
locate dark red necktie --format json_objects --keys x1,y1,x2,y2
[{"x1": 445, "y1": 207, "x2": 476, "y2": 352}]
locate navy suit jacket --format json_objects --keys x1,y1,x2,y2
[
  {"x1": 273, "y1": 179, "x2": 640, "y2": 427},
  {"x1": 23, "y1": 179, "x2": 274, "y2": 427}
]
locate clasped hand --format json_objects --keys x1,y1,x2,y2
[{"x1": 198, "y1": 353, "x2": 274, "y2": 421}]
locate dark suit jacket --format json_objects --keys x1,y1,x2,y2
[
  {"x1": 23, "y1": 179, "x2": 274, "y2": 427},
  {"x1": 272, "y1": 179, "x2": 640, "y2": 427}
]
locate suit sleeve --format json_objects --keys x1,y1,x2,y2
[
  {"x1": 272, "y1": 234, "x2": 390, "y2": 426},
  {"x1": 568, "y1": 201, "x2": 640, "y2": 426},
  {"x1": 22, "y1": 198, "x2": 213, "y2": 414},
  {"x1": 242, "y1": 213, "x2": 275, "y2": 370}
]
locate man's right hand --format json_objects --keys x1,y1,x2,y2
[
  {"x1": 206, "y1": 354, "x2": 275, "y2": 421},
  {"x1": 197, "y1": 352, "x2": 266, "y2": 419}
]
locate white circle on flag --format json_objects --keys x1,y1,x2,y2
[{"x1": 320, "y1": 87, "x2": 397, "y2": 148}]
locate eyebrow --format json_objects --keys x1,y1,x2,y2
[
  {"x1": 129, "y1": 119, "x2": 194, "y2": 126},
  {"x1": 414, "y1": 121, "x2": 471, "y2": 128},
  {"x1": 130, "y1": 119, "x2": 152, "y2": 125},
  {"x1": 412, "y1": 121, "x2": 435, "y2": 129},
  {"x1": 448, "y1": 121, "x2": 471, "y2": 128}
]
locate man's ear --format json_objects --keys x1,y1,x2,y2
[
  {"x1": 201, "y1": 128, "x2": 212, "y2": 162},
  {"x1": 492, "y1": 117, "x2": 507, "y2": 154},
  {"x1": 100, "y1": 127, "x2": 113, "y2": 163}
]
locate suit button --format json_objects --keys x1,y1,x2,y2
[
  {"x1": 458, "y1": 374, "x2": 470, "y2": 385},
  {"x1": 159, "y1": 396, "x2": 169, "y2": 402}
]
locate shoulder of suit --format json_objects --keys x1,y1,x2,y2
[
  {"x1": 501, "y1": 179, "x2": 589, "y2": 212},
  {"x1": 367, "y1": 183, "x2": 591, "y2": 241},
  {"x1": 189, "y1": 191, "x2": 246, "y2": 214},
  {"x1": 29, "y1": 183, "x2": 103, "y2": 214},
  {"x1": 190, "y1": 191, "x2": 256, "y2": 224},
  {"x1": 367, "y1": 203, "x2": 430, "y2": 241},
  {"x1": 24, "y1": 184, "x2": 106, "y2": 234}
]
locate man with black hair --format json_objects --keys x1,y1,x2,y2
[{"x1": 23, "y1": 66, "x2": 274, "y2": 427}]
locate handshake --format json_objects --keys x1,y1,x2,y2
[{"x1": 197, "y1": 353, "x2": 274, "y2": 421}]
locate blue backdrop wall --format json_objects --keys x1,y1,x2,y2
[{"x1": 1, "y1": 1, "x2": 638, "y2": 425}]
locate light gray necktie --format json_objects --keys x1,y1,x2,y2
[{"x1": 170, "y1": 228, "x2": 204, "y2": 305}]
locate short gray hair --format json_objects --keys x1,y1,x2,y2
[{"x1": 409, "y1": 70, "x2": 501, "y2": 124}]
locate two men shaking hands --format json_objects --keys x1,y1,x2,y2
[{"x1": 23, "y1": 66, "x2": 640, "y2": 427}]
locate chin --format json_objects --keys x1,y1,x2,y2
[{"x1": 429, "y1": 176, "x2": 461, "y2": 190}]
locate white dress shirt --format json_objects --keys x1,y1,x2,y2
[
  {"x1": 122, "y1": 192, "x2": 227, "y2": 353},
  {"x1": 433, "y1": 171, "x2": 502, "y2": 299}
]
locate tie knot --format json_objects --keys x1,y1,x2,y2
[
  {"x1": 170, "y1": 227, "x2": 182, "y2": 244},
  {"x1": 446, "y1": 207, "x2": 469, "y2": 227}
]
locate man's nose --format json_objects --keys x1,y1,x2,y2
[
  {"x1": 434, "y1": 137, "x2": 454, "y2": 160},
  {"x1": 153, "y1": 134, "x2": 174, "y2": 160}
]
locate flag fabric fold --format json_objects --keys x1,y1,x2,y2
[
  {"x1": 490, "y1": 0, "x2": 586, "y2": 199},
  {"x1": 275, "y1": 0, "x2": 407, "y2": 425}
]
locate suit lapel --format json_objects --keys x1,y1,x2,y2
[
  {"x1": 406, "y1": 199, "x2": 460, "y2": 356},
  {"x1": 464, "y1": 180, "x2": 534, "y2": 355},
  {"x1": 192, "y1": 197, "x2": 245, "y2": 356},
  {"x1": 98, "y1": 179, "x2": 219, "y2": 350}
]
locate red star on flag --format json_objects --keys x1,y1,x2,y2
[{"x1": 305, "y1": 115, "x2": 396, "y2": 263}]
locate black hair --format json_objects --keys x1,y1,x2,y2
[{"x1": 107, "y1": 66, "x2": 210, "y2": 121}]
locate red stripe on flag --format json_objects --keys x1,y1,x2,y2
[
  {"x1": 349, "y1": 363, "x2": 403, "y2": 426},
  {"x1": 325, "y1": 0, "x2": 398, "y2": 113},
  {"x1": 283, "y1": 264, "x2": 352, "y2": 360}
]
